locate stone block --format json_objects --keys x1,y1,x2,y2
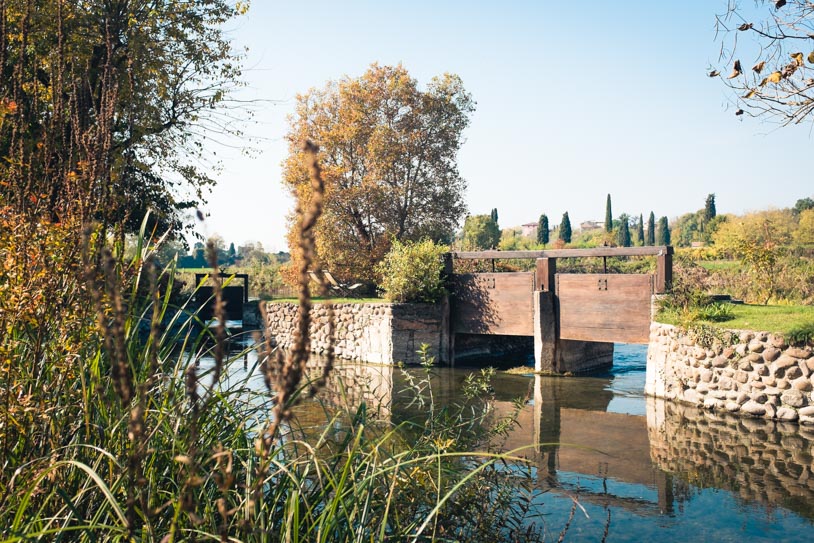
[
  {"x1": 794, "y1": 378, "x2": 813, "y2": 392},
  {"x1": 774, "y1": 355, "x2": 798, "y2": 370},
  {"x1": 712, "y1": 356, "x2": 729, "y2": 368},
  {"x1": 776, "y1": 407, "x2": 799, "y2": 422},
  {"x1": 786, "y1": 366, "x2": 803, "y2": 380},
  {"x1": 787, "y1": 347, "x2": 812, "y2": 360},
  {"x1": 748, "y1": 340, "x2": 765, "y2": 353},
  {"x1": 769, "y1": 334, "x2": 787, "y2": 348},
  {"x1": 741, "y1": 400, "x2": 766, "y2": 417},
  {"x1": 762, "y1": 347, "x2": 781, "y2": 363},
  {"x1": 740, "y1": 331, "x2": 755, "y2": 343}
]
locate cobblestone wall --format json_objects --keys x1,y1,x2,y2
[
  {"x1": 263, "y1": 302, "x2": 447, "y2": 365},
  {"x1": 646, "y1": 323, "x2": 814, "y2": 424}
]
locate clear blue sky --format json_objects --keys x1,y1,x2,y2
[{"x1": 198, "y1": 0, "x2": 813, "y2": 251}]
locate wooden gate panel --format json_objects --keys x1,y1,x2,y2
[
  {"x1": 452, "y1": 273, "x2": 534, "y2": 336},
  {"x1": 556, "y1": 274, "x2": 652, "y2": 344}
]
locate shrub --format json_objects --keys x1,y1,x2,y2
[
  {"x1": 376, "y1": 239, "x2": 449, "y2": 303},
  {"x1": 787, "y1": 322, "x2": 814, "y2": 346}
]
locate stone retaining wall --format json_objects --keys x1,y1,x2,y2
[
  {"x1": 263, "y1": 301, "x2": 448, "y2": 365},
  {"x1": 646, "y1": 322, "x2": 814, "y2": 424}
]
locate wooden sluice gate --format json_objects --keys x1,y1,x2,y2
[{"x1": 446, "y1": 247, "x2": 673, "y2": 372}]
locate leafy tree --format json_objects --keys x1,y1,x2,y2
[
  {"x1": 617, "y1": 215, "x2": 631, "y2": 247},
  {"x1": 673, "y1": 211, "x2": 703, "y2": 247},
  {"x1": 282, "y1": 64, "x2": 474, "y2": 281},
  {"x1": 713, "y1": 1, "x2": 814, "y2": 124},
  {"x1": 704, "y1": 194, "x2": 717, "y2": 222},
  {"x1": 537, "y1": 214, "x2": 549, "y2": 245},
  {"x1": 793, "y1": 197, "x2": 814, "y2": 216},
  {"x1": 559, "y1": 212, "x2": 572, "y2": 244},
  {"x1": 636, "y1": 214, "x2": 645, "y2": 245},
  {"x1": 657, "y1": 216, "x2": 671, "y2": 245},
  {"x1": 795, "y1": 209, "x2": 814, "y2": 246},
  {"x1": 461, "y1": 214, "x2": 501, "y2": 250},
  {"x1": 713, "y1": 209, "x2": 794, "y2": 256},
  {"x1": 646, "y1": 212, "x2": 656, "y2": 246},
  {"x1": 490, "y1": 208, "x2": 499, "y2": 225},
  {"x1": 605, "y1": 194, "x2": 613, "y2": 232},
  {"x1": 0, "y1": 1, "x2": 248, "y2": 236}
]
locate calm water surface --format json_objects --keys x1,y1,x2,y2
[{"x1": 202, "y1": 342, "x2": 814, "y2": 542}]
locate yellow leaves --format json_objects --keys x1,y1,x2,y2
[
  {"x1": 752, "y1": 61, "x2": 765, "y2": 74},
  {"x1": 743, "y1": 89, "x2": 757, "y2": 99},
  {"x1": 790, "y1": 52, "x2": 804, "y2": 67},
  {"x1": 235, "y1": 1, "x2": 250, "y2": 15},
  {"x1": 809, "y1": 52, "x2": 814, "y2": 65},
  {"x1": 728, "y1": 60, "x2": 742, "y2": 79},
  {"x1": 760, "y1": 71, "x2": 783, "y2": 86}
]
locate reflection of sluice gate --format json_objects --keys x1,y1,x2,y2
[
  {"x1": 288, "y1": 359, "x2": 814, "y2": 522},
  {"x1": 496, "y1": 376, "x2": 670, "y2": 516},
  {"x1": 491, "y1": 376, "x2": 814, "y2": 520},
  {"x1": 647, "y1": 397, "x2": 814, "y2": 520}
]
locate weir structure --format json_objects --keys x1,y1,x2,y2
[{"x1": 445, "y1": 246, "x2": 673, "y2": 372}]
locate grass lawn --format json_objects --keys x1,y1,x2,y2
[
  {"x1": 660, "y1": 303, "x2": 814, "y2": 335},
  {"x1": 717, "y1": 304, "x2": 814, "y2": 335}
]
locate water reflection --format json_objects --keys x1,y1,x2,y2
[{"x1": 198, "y1": 344, "x2": 814, "y2": 539}]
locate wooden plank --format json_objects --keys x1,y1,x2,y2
[
  {"x1": 656, "y1": 252, "x2": 672, "y2": 294},
  {"x1": 535, "y1": 257, "x2": 556, "y2": 291},
  {"x1": 557, "y1": 274, "x2": 652, "y2": 344},
  {"x1": 452, "y1": 272, "x2": 534, "y2": 336},
  {"x1": 452, "y1": 246, "x2": 672, "y2": 260}
]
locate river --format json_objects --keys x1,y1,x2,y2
[{"x1": 200, "y1": 341, "x2": 814, "y2": 541}]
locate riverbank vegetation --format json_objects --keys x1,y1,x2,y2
[{"x1": 1, "y1": 145, "x2": 550, "y2": 541}]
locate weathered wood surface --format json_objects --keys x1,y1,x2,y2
[
  {"x1": 535, "y1": 257, "x2": 556, "y2": 292},
  {"x1": 452, "y1": 272, "x2": 534, "y2": 336},
  {"x1": 452, "y1": 246, "x2": 673, "y2": 260},
  {"x1": 556, "y1": 274, "x2": 653, "y2": 344}
]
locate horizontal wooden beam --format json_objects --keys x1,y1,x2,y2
[{"x1": 451, "y1": 246, "x2": 673, "y2": 260}]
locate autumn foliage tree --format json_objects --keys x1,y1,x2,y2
[
  {"x1": 713, "y1": 1, "x2": 814, "y2": 124},
  {"x1": 282, "y1": 64, "x2": 474, "y2": 282},
  {"x1": 0, "y1": 1, "x2": 248, "y2": 237}
]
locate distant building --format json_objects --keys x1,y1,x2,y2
[
  {"x1": 580, "y1": 220, "x2": 602, "y2": 231},
  {"x1": 521, "y1": 222, "x2": 538, "y2": 238}
]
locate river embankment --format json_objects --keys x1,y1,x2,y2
[{"x1": 646, "y1": 322, "x2": 814, "y2": 424}]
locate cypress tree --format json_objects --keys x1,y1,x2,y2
[
  {"x1": 704, "y1": 194, "x2": 716, "y2": 222},
  {"x1": 559, "y1": 212, "x2": 572, "y2": 243},
  {"x1": 637, "y1": 213, "x2": 645, "y2": 245},
  {"x1": 646, "y1": 211, "x2": 655, "y2": 246},
  {"x1": 605, "y1": 194, "x2": 613, "y2": 232},
  {"x1": 537, "y1": 214, "x2": 549, "y2": 245},
  {"x1": 617, "y1": 218, "x2": 631, "y2": 247},
  {"x1": 657, "y1": 216, "x2": 671, "y2": 245},
  {"x1": 490, "y1": 208, "x2": 499, "y2": 225}
]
